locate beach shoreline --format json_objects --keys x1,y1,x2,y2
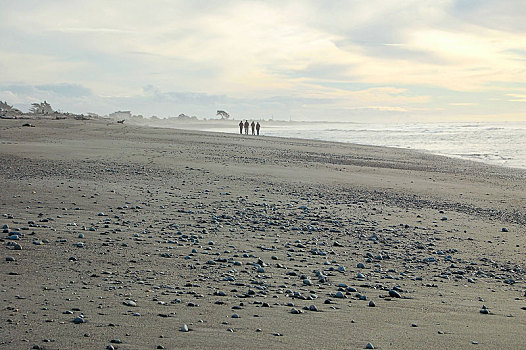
[{"x1": 1, "y1": 118, "x2": 525, "y2": 349}]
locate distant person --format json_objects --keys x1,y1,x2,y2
[
  {"x1": 256, "y1": 122, "x2": 260, "y2": 135},
  {"x1": 244, "y1": 120, "x2": 249, "y2": 135},
  {"x1": 239, "y1": 121, "x2": 243, "y2": 134},
  {"x1": 251, "y1": 121, "x2": 255, "y2": 135}
]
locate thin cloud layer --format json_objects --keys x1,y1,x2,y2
[{"x1": 1, "y1": 0, "x2": 525, "y2": 121}]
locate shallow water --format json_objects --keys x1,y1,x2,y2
[{"x1": 204, "y1": 121, "x2": 526, "y2": 169}]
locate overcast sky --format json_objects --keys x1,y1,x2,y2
[{"x1": 1, "y1": 0, "x2": 526, "y2": 121}]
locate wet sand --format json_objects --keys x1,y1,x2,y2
[{"x1": 1, "y1": 118, "x2": 525, "y2": 349}]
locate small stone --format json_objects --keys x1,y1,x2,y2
[
  {"x1": 110, "y1": 339, "x2": 122, "y2": 344},
  {"x1": 123, "y1": 299, "x2": 137, "y2": 307},
  {"x1": 6, "y1": 256, "x2": 15, "y2": 262},
  {"x1": 368, "y1": 300, "x2": 376, "y2": 307},
  {"x1": 501, "y1": 227, "x2": 509, "y2": 232},
  {"x1": 290, "y1": 308, "x2": 303, "y2": 314},
  {"x1": 411, "y1": 323, "x2": 418, "y2": 327},
  {"x1": 365, "y1": 342, "x2": 375, "y2": 349},
  {"x1": 181, "y1": 324, "x2": 189, "y2": 332},
  {"x1": 231, "y1": 313, "x2": 240, "y2": 318},
  {"x1": 309, "y1": 305, "x2": 318, "y2": 312},
  {"x1": 73, "y1": 316, "x2": 85, "y2": 324},
  {"x1": 388, "y1": 289, "x2": 402, "y2": 298},
  {"x1": 334, "y1": 291, "x2": 346, "y2": 298}
]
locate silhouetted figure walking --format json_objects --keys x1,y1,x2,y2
[
  {"x1": 256, "y1": 122, "x2": 260, "y2": 135},
  {"x1": 244, "y1": 120, "x2": 249, "y2": 135},
  {"x1": 239, "y1": 121, "x2": 243, "y2": 134},
  {"x1": 251, "y1": 121, "x2": 255, "y2": 135}
]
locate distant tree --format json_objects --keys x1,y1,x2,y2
[
  {"x1": 0, "y1": 101, "x2": 13, "y2": 111},
  {"x1": 30, "y1": 101, "x2": 54, "y2": 114},
  {"x1": 217, "y1": 110, "x2": 230, "y2": 120}
]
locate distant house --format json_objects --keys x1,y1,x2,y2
[
  {"x1": 109, "y1": 111, "x2": 132, "y2": 120},
  {"x1": 171, "y1": 113, "x2": 197, "y2": 121}
]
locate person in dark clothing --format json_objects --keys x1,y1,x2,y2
[
  {"x1": 244, "y1": 120, "x2": 249, "y2": 135},
  {"x1": 251, "y1": 121, "x2": 255, "y2": 135},
  {"x1": 256, "y1": 122, "x2": 260, "y2": 135},
  {"x1": 239, "y1": 121, "x2": 243, "y2": 134}
]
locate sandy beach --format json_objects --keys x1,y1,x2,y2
[{"x1": 1, "y1": 118, "x2": 525, "y2": 350}]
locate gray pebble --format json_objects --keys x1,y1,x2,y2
[
  {"x1": 123, "y1": 300, "x2": 137, "y2": 307},
  {"x1": 334, "y1": 291, "x2": 346, "y2": 298},
  {"x1": 388, "y1": 289, "x2": 401, "y2": 298}
]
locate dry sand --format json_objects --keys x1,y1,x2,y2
[{"x1": 1, "y1": 118, "x2": 525, "y2": 350}]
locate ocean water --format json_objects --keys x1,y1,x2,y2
[{"x1": 204, "y1": 121, "x2": 526, "y2": 169}]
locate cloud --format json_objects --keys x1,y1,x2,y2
[
  {"x1": 506, "y1": 94, "x2": 526, "y2": 102},
  {"x1": 1, "y1": 0, "x2": 525, "y2": 121}
]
